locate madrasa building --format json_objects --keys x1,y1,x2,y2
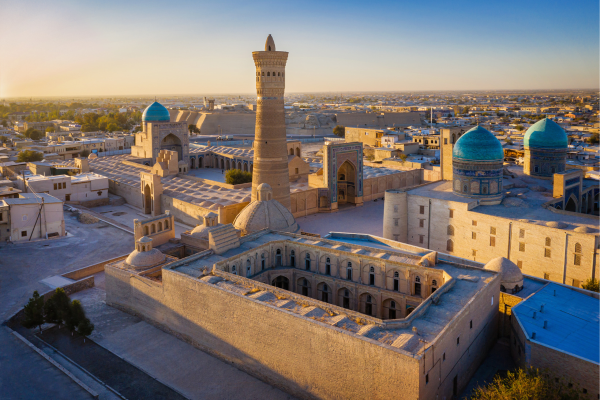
[
  {"x1": 63, "y1": 35, "x2": 434, "y2": 229},
  {"x1": 383, "y1": 121, "x2": 599, "y2": 289}
]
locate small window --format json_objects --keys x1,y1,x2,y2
[
  {"x1": 426, "y1": 374, "x2": 429, "y2": 384},
  {"x1": 53, "y1": 183, "x2": 57, "y2": 190},
  {"x1": 519, "y1": 242, "x2": 525, "y2": 252},
  {"x1": 544, "y1": 248, "x2": 551, "y2": 258},
  {"x1": 21, "y1": 230, "x2": 27, "y2": 237},
  {"x1": 545, "y1": 237, "x2": 551, "y2": 247},
  {"x1": 574, "y1": 254, "x2": 581, "y2": 266},
  {"x1": 447, "y1": 225, "x2": 454, "y2": 236},
  {"x1": 470, "y1": 320, "x2": 473, "y2": 329},
  {"x1": 443, "y1": 352, "x2": 446, "y2": 361},
  {"x1": 472, "y1": 232, "x2": 476, "y2": 240},
  {"x1": 544, "y1": 273, "x2": 550, "y2": 280},
  {"x1": 63, "y1": 182, "x2": 66, "y2": 189},
  {"x1": 449, "y1": 209, "x2": 454, "y2": 218},
  {"x1": 394, "y1": 218, "x2": 399, "y2": 226},
  {"x1": 419, "y1": 235, "x2": 424, "y2": 244},
  {"x1": 472, "y1": 220, "x2": 477, "y2": 226},
  {"x1": 517, "y1": 261, "x2": 523, "y2": 269},
  {"x1": 457, "y1": 337, "x2": 460, "y2": 345},
  {"x1": 419, "y1": 205, "x2": 425, "y2": 214},
  {"x1": 490, "y1": 237, "x2": 495, "y2": 247},
  {"x1": 574, "y1": 243, "x2": 582, "y2": 253},
  {"x1": 490, "y1": 227, "x2": 496, "y2": 235},
  {"x1": 393, "y1": 205, "x2": 398, "y2": 212},
  {"x1": 519, "y1": 229, "x2": 525, "y2": 238},
  {"x1": 419, "y1": 219, "x2": 425, "y2": 228},
  {"x1": 472, "y1": 249, "x2": 477, "y2": 257}
]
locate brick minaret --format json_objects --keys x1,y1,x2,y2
[{"x1": 251, "y1": 35, "x2": 291, "y2": 209}]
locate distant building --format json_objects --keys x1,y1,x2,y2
[{"x1": 0, "y1": 193, "x2": 65, "y2": 242}]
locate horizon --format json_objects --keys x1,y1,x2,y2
[{"x1": 1, "y1": 0, "x2": 598, "y2": 98}]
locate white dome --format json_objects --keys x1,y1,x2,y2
[
  {"x1": 484, "y1": 257, "x2": 524, "y2": 292},
  {"x1": 125, "y1": 248, "x2": 165, "y2": 269},
  {"x1": 233, "y1": 198, "x2": 299, "y2": 234}
]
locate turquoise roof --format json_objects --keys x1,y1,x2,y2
[
  {"x1": 142, "y1": 102, "x2": 170, "y2": 122},
  {"x1": 524, "y1": 118, "x2": 568, "y2": 149},
  {"x1": 452, "y1": 126, "x2": 504, "y2": 161}
]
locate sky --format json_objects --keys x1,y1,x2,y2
[{"x1": 0, "y1": 0, "x2": 598, "y2": 98}]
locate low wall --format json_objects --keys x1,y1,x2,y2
[
  {"x1": 62, "y1": 254, "x2": 129, "y2": 280},
  {"x1": 108, "y1": 180, "x2": 142, "y2": 209}
]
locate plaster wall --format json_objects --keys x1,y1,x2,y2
[{"x1": 8, "y1": 201, "x2": 65, "y2": 241}]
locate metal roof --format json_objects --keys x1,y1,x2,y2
[{"x1": 512, "y1": 283, "x2": 599, "y2": 364}]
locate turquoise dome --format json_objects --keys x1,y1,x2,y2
[
  {"x1": 452, "y1": 126, "x2": 504, "y2": 161},
  {"x1": 524, "y1": 118, "x2": 567, "y2": 149},
  {"x1": 142, "y1": 101, "x2": 170, "y2": 122}
]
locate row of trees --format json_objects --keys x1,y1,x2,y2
[
  {"x1": 225, "y1": 169, "x2": 252, "y2": 185},
  {"x1": 75, "y1": 111, "x2": 141, "y2": 132},
  {"x1": 23, "y1": 288, "x2": 94, "y2": 340}
]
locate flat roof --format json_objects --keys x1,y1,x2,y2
[
  {"x1": 2, "y1": 192, "x2": 62, "y2": 205},
  {"x1": 512, "y1": 283, "x2": 599, "y2": 364}
]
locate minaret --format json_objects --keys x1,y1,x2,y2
[{"x1": 251, "y1": 35, "x2": 291, "y2": 209}]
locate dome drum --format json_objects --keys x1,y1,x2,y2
[
  {"x1": 142, "y1": 101, "x2": 171, "y2": 123},
  {"x1": 523, "y1": 118, "x2": 568, "y2": 178}
]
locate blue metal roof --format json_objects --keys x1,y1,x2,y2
[
  {"x1": 452, "y1": 126, "x2": 504, "y2": 161},
  {"x1": 142, "y1": 101, "x2": 171, "y2": 122},
  {"x1": 512, "y1": 283, "x2": 599, "y2": 363},
  {"x1": 524, "y1": 118, "x2": 568, "y2": 149}
]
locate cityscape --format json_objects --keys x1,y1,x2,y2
[{"x1": 1, "y1": 1, "x2": 598, "y2": 400}]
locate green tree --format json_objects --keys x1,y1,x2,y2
[
  {"x1": 516, "y1": 125, "x2": 525, "y2": 131},
  {"x1": 29, "y1": 130, "x2": 43, "y2": 140},
  {"x1": 581, "y1": 278, "x2": 599, "y2": 292},
  {"x1": 586, "y1": 133, "x2": 599, "y2": 144},
  {"x1": 0, "y1": 135, "x2": 8, "y2": 143},
  {"x1": 80, "y1": 149, "x2": 90, "y2": 158},
  {"x1": 188, "y1": 125, "x2": 200, "y2": 135},
  {"x1": 133, "y1": 125, "x2": 142, "y2": 133},
  {"x1": 399, "y1": 154, "x2": 408, "y2": 163},
  {"x1": 1, "y1": 119, "x2": 8, "y2": 127},
  {"x1": 225, "y1": 169, "x2": 252, "y2": 185},
  {"x1": 106, "y1": 122, "x2": 119, "y2": 132},
  {"x1": 332, "y1": 125, "x2": 346, "y2": 138},
  {"x1": 66, "y1": 300, "x2": 85, "y2": 334},
  {"x1": 77, "y1": 318, "x2": 95, "y2": 342},
  {"x1": 23, "y1": 291, "x2": 45, "y2": 333},
  {"x1": 44, "y1": 287, "x2": 71, "y2": 327},
  {"x1": 17, "y1": 150, "x2": 44, "y2": 162},
  {"x1": 45, "y1": 126, "x2": 55, "y2": 133},
  {"x1": 470, "y1": 367, "x2": 584, "y2": 400}
]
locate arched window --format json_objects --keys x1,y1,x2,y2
[
  {"x1": 320, "y1": 284, "x2": 331, "y2": 303},
  {"x1": 432, "y1": 279, "x2": 438, "y2": 293},
  {"x1": 272, "y1": 71, "x2": 275, "y2": 76},
  {"x1": 369, "y1": 266, "x2": 375, "y2": 286},
  {"x1": 389, "y1": 300, "x2": 397, "y2": 319},
  {"x1": 325, "y1": 257, "x2": 331, "y2": 276},
  {"x1": 276, "y1": 249, "x2": 282, "y2": 266},
  {"x1": 300, "y1": 278, "x2": 310, "y2": 296},
  {"x1": 463, "y1": 184, "x2": 468, "y2": 193},
  {"x1": 575, "y1": 243, "x2": 582, "y2": 253},
  {"x1": 267, "y1": 71, "x2": 270, "y2": 76},
  {"x1": 231, "y1": 265, "x2": 237, "y2": 275},
  {"x1": 482, "y1": 186, "x2": 488, "y2": 194},
  {"x1": 365, "y1": 295, "x2": 374, "y2": 316},
  {"x1": 261, "y1": 253, "x2": 265, "y2": 270},
  {"x1": 144, "y1": 226, "x2": 149, "y2": 235},
  {"x1": 272, "y1": 276, "x2": 289, "y2": 290},
  {"x1": 346, "y1": 262, "x2": 352, "y2": 280},
  {"x1": 393, "y1": 271, "x2": 399, "y2": 291},
  {"x1": 447, "y1": 225, "x2": 454, "y2": 236},
  {"x1": 261, "y1": 71, "x2": 264, "y2": 76},
  {"x1": 151, "y1": 224, "x2": 156, "y2": 234},
  {"x1": 447, "y1": 239, "x2": 454, "y2": 252},
  {"x1": 305, "y1": 253, "x2": 311, "y2": 270},
  {"x1": 342, "y1": 289, "x2": 350, "y2": 309},
  {"x1": 165, "y1": 220, "x2": 169, "y2": 229},
  {"x1": 415, "y1": 276, "x2": 422, "y2": 296},
  {"x1": 290, "y1": 250, "x2": 295, "y2": 267},
  {"x1": 574, "y1": 243, "x2": 582, "y2": 265},
  {"x1": 278, "y1": 72, "x2": 280, "y2": 76},
  {"x1": 245, "y1": 259, "x2": 252, "y2": 277}
]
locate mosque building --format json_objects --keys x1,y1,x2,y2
[{"x1": 384, "y1": 120, "x2": 599, "y2": 289}]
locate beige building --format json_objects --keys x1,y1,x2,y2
[
  {"x1": 16, "y1": 173, "x2": 109, "y2": 206},
  {"x1": 344, "y1": 127, "x2": 385, "y2": 147},
  {"x1": 0, "y1": 193, "x2": 65, "y2": 241}
]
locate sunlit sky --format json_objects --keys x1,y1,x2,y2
[{"x1": 1, "y1": 0, "x2": 598, "y2": 98}]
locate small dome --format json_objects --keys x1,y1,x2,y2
[
  {"x1": 524, "y1": 118, "x2": 568, "y2": 149},
  {"x1": 452, "y1": 126, "x2": 504, "y2": 161},
  {"x1": 142, "y1": 101, "x2": 171, "y2": 122},
  {"x1": 546, "y1": 221, "x2": 567, "y2": 229},
  {"x1": 574, "y1": 226, "x2": 595, "y2": 233},
  {"x1": 125, "y1": 248, "x2": 165, "y2": 269},
  {"x1": 233, "y1": 195, "x2": 299, "y2": 234},
  {"x1": 484, "y1": 257, "x2": 523, "y2": 292}
]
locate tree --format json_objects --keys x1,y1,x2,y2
[
  {"x1": 505, "y1": 138, "x2": 513, "y2": 145},
  {"x1": 188, "y1": 125, "x2": 200, "y2": 135},
  {"x1": 29, "y1": 130, "x2": 43, "y2": 140},
  {"x1": 581, "y1": 278, "x2": 599, "y2": 292},
  {"x1": 106, "y1": 122, "x2": 119, "y2": 132},
  {"x1": 225, "y1": 169, "x2": 252, "y2": 185},
  {"x1": 44, "y1": 287, "x2": 71, "y2": 327},
  {"x1": 332, "y1": 125, "x2": 346, "y2": 138},
  {"x1": 66, "y1": 300, "x2": 85, "y2": 334},
  {"x1": 17, "y1": 150, "x2": 44, "y2": 162},
  {"x1": 77, "y1": 318, "x2": 95, "y2": 342},
  {"x1": 470, "y1": 367, "x2": 584, "y2": 400},
  {"x1": 23, "y1": 291, "x2": 45, "y2": 333},
  {"x1": 80, "y1": 149, "x2": 90, "y2": 158},
  {"x1": 45, "y1": 126, "x2": 55, "y2": 133},
  {"x1": 586, "y1": 133, "x2": 599, "y2": 145},
  {"x1": 399, "y1": 154, "x2": 408, "y2": 163},
  {"x1": 516, "y1": 125, "x2": 525, "y2": 131}
]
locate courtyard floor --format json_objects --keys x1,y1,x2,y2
[
  {"x1": 187, "y1": 167, "x2": 228, "y2": 182},
  {"x1": 295, "y1": 199, "x2": 385, "y2": 237}
]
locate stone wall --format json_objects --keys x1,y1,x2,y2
[{"x1": 108, "y1": 180, "x2": 143, "y2": 209}]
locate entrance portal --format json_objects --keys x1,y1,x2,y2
[
  {"x1": 337, "y1": 160, "x2": 356, "y2": 204},
  {"x1": 162, "y1": 134, "x2": 182, "y2": 161}
]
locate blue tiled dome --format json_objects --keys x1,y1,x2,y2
[
  {"x1": 142, "y1": 101, "x2": 171, "y2": 122},
  {"x1": 452, "y1": 126, "x2": 504, "y2": 161},
  {"x1": 524, "y1": 118, "x2": 568, "y2": 149}
]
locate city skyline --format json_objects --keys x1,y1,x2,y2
[{"x1": 1, "y1": 0, "x2": 598, "y2": 98}]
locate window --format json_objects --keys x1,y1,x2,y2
[
  {"x1": 65, "y1": 194, "x2": 70, "y2": 201},
  {"x1": 53, "y1": 183, "x2": 57, "y2": 190},
  {"x1": 231, "y1": 265, "x2": 236, "y2": 275},
  {"x1": 62, "y1": 182, "x2": 66, "y2": 189},
  {"x1": 544, "y1": 273, "x2": 549, "y2": 280},
  {"x1": 295, "y1": 168, "x2": 298, "y2": 174},
  {"x1": 347, "y1": 263, "x2": 353, "y2": 280},
  {"x1": 419, "y1": 235, "x2": 424, "y2": 244},
  {"x1": 519, "y1": 229, "x2": 525, "y2": 238},
  {"x1": 426, "y1": 374, "x2": 429, "y2": 384},
  {"x1": 447, "y1": 239, "x2": 454, "y2": 252},
  {"x1": 544, "y1": 248, "x2": 551, "y2": 258},
  {"x1": 457, "y1": 337, "x2": 460, "y2": 345},
  {"x1": 447, "y1": 225, "x2": 454, "y2": 236},
  {"x1": 394, "y1": 218, "x2": 399, "y2": 226},
  {"x1": 290, "y1": 250, "x2": 295, "y2": 267},
  {"x1": 517, "y1": 261, "x2": 523, "y2": 269},
  {"x1": 246, "y1": 260, "x2": 251, "y2": 277},
  {"x1": 394, "y1": 205, "x2": 398, "y2": 212},
  {"x1": 276, "y1": 249, "x2": 282, "y2": 266},
  {"x1": 519, "y1": 242, "x2": 525, "y2": 252},
  {"x1": 470, "y1": 320, "x2": 473, "y2": 329},
  {"x1": 419, "y1": 205, "x2": 425, "y2": 214},
  {"x1": 490, "y1": 227, "x2": 496, "y2": 235},
  {"x1": 574, "y1": 254, "x2": 581, "y2": 266},
  {"x1": 21, "y1": 231, "x2": 27, "y2": 237},
  {"x1": 472, "y1": 249, "x2": 477, "y2": 257},
  {"x1": 490, "y1": 237, "x2": 495, "y2": 247},
  {"x1": 365, "y1": 295, "x2": 374, "y2": 316},
  {"x1": 325, "y1": 257, "x2": 331, "y2": 276},
  {"x1": 261, "y1": 253, "x2": 265, "y2": 270},
  {"x1": 342, "y1": 289, "x2": 350, "y2": 309},
  {"x1": 472, "y1": 220, "x2": 477, "y2": 226},
  {"x1": 300, "y1": 278, "x2": 310, "y2": 296},
  {"x1": 449, "y1": 209, "x2": 454, "y2": 218},
  {"x1": 419, "y1": 219, "x2": 425, "y2": 228},
  {"x1": 305, "y1": 253, "x2": 311, "y2": 270},
  {"x1": 415, "y1": 276, "x2": 422, "y2": 296},
  {"x1": 574, "y1": 242, "x2": 582, "y2": 253},
  {"x1": 369, "y1": 266, "x2": 375, "y2": 286},
  {"x1": 320, "y1": 284, "x2": 330, "y2": 303},
  {"x1": 472, "y1": 232, "x2": 476, "y2": 240},
  {"x1": 545, "y1": 237, "x2": 551, "y2": 247},
  {"x1": 443, "y1": 352, "x2": 446, "y2": 361}
]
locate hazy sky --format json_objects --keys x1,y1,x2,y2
[{"x1": 1, "y1": 0, "x2": 598, "y2": 98}]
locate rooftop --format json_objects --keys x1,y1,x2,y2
[
  {"x1": 2, "y1": 192, "x2": 62, "y2": 205},
  {"x1": 512, "y1": 283, "x2": 599, "y2": 364}
]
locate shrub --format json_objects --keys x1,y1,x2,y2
[
  {"x1": 225, "y1": 169, "x2": 252, "y2": 185},
  {"x1": 17, "y1": 150, "x2": 44, "y2": 162},
  {"x1": 582, "y1": 278, "x2": 599, "y2": 292},
  {"x1": 332, "y1": 125, "x2": 345, "y2": 138},
  {"x1": 23, "y1": 291, "x2": 45, "y2": 333}
]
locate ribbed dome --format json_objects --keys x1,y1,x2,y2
[
  {"x1": 484, "y1": 257, "x2": 523, "y2": 290},
  {"x1": 524, "y1": 118, "x2": 568, "y2": 149},
  {"x1": 142, "y1": 101, "x2": 171, "y2": 122},
  {"x1": 233, "y1": 189, "x2": 299, "y2": 234},
  {"x1": 452, "y1": 126, "x2": 504, "y2": 161}
]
